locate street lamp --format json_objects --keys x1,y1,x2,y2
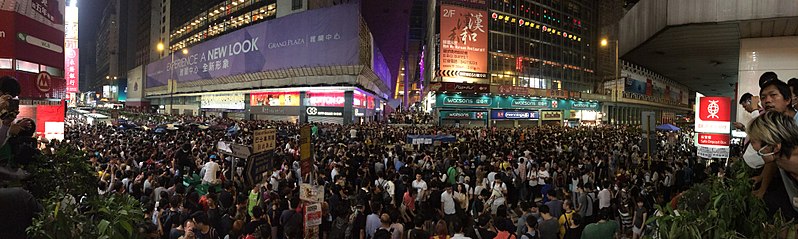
[
  {"x1": 601, "y1": 38, "x2": 619, "y2": 125},
  {"x1": 156, "y1": 42, "x2": 188, "y2": 115}
]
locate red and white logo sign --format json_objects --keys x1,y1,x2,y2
[
  {"x1": 697, "y1": 133, "x2": 730, "y2": 146},
  {"x1": 695, "y1": 94, "x2": 731, "y2": 134},
  {"x1": 36, "y1": 72, "x2": 51, "y2": 93},
  {"x1": 551, "y1": 100, "x2": 558, "y2": 108},
  {"x1": 699, "y1": 97, "x2": 730, "y2": 121}
]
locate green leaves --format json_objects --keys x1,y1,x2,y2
[
  {"x1": 646, "y1": 161, "x2": 795, "y2": 239},
  {"x1": 25, "y1": 149, "x2": 146, "y2": 239}
]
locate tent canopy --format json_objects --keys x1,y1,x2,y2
[{"x1": 656, "y1": 123, "x2": 680, "y2": 131}]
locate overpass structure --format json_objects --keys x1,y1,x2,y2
[{"x1": 618, "y1": 0, "x2": 798, "y2": 122}]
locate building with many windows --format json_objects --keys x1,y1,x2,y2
[
  {"x1": 134, "y1": 2, "x2": 393, "y2": 125},
  {"x1": 428, "y1": 0, "x2": 603, "y2": 127},
  {"x1": 487, "y1": 0, "x2": 597, "y2": 91}
]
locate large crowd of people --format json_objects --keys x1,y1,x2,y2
[{"x1": 56, "y1": 106, "x2": 706, "y2": 239}]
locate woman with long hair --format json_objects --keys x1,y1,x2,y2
[{"x1": 431, "y1": 220, "x2": 450, "y2": 239}]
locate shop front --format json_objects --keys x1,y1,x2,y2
[
  {"x1": 434, "y1": 93, "x2": 599, "y2": 127},
  {"x1": 439, "y1": 111, "x2": 488, "y2": 127},
  {"x1": 540, "y1": 110, "x2": 563, "y2": 125},
  {"x1": 353, "y1": 90, "x2": 380, "y2": 123},
  {"x1": 200, "y1": 93, "x2": 246, "y2": 119},
  {"x1": 434, "y1": 94, "x2": 492, "y2": 127},
  {"x1": 490, "y1": 110, "x2": 539, "y2": 128},
  {"x1": 249, "y1": 91, "x2": 301, "y2": 122},
  {"x1": 305, "y1": 106, "x2": 345, "y2": 124},
  {"x1": 569, "y1": 100, "x2": 602, "y2": 126}
]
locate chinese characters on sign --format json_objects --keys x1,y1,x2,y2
[
  {"x1": 694, "y1": 94, "x2": 731, "y2": 159},
  {"x1": 440, "y1": 4, "x2": 488, "y2": 80},
  {"x1": 252, "y1": 128, "x2": 276, "y2": 154},
  {"x1": 64, "y1": 47, "x2": 78, "y2": 93}
]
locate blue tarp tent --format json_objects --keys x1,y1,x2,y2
[{"x1": 656, "y1": 124, "x2": 680, "y2": 131}]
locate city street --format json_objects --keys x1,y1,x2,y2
[{"x1": 1, "y1": 0, "x2": 798, "y2": 238}]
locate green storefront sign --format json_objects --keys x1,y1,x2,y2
[
  {"x1": 571, "y1": 101, "x2": 600, "y2": 110},
  {"x1": 441, "y1": 96, "x2": 493, "y2": 107},
  {"x1": 509, "y1": 98, "x2": 550, "y2": 108},
  {"x1": 435, "y1": 94, "x2": 600, "y2": 111}
]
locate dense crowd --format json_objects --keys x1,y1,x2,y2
[{"x1": 58, "y1": 108, "x2": 704, "y2": 239}]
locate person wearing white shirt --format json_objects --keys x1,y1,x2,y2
[
  {"x1": 202, "y1": 159, "x2": 220, "y2": 185},
  {"x1": 489, "y1": 177, "x2": 507, "y2": 214},
  {"x1": 412, "y1": 174, "x2": 428, "y2": 201},
  {"x1": 537, "y1": 168, "x2": 552, "y2": 203},
  {"x1": 598, "y1": 183, "x2": 612, "y2": 210},
  {"x1": 441, "y1": 186, "x2": 458, "y2": 234}
]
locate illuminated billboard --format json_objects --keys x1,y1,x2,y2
[{"x1": 439, "y1": 4, "x2": 488, "y2": 81}]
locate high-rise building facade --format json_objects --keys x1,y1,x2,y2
[
  {"x1": 487, "y1": 0, "x2": 597, "y2": 91},
  {"x1": 429, "y1": 0, "x2": 602, "y2": 127},
  {"x1": 94, "y1": 0, "x2": 128, "y2": 96},
  {"x1": 167, "y1": 0, "x2": 278, "y2": 53}
]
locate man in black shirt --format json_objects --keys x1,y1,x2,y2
[
  {"x1": 242, "y1": 206, "x2": 269, "y2": 236},
  {"x1": 352, "y1": 203, "x2": 368, "y2": 239},
  {"x1": 175, "y1": 143, "x2": 195, "y2": 177}
]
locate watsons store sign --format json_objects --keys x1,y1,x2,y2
[
  {"x1": 442, "y1": 96, "x2": 492, "y2": 107},
  {"x1": 510, "y1": 99, "x2": 549, "y2": 108},
  {"x1": 146, "y1": 4, "x2": 361, "y2": 88},
  {"x1": 436, "y1": 94, "x2": 600, "y2": 111}
]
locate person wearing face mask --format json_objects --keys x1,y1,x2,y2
[
  {"x1": 746, "y1": 111, "x2": 798, "y2": 218},
  {"x1": 745, "y1": 76, "x2": 796, "y2": 199}
]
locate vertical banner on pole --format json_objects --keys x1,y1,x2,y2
[{"x1": 300, "y1": 125, "x2": 312, "y2": 181}]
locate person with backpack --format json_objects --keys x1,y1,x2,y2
[
  {"x1": 242, "y1": 206, "x2": 269, "y2": 236},
  {"x1": 575, "y1": 184, "x2": 593, "y2": 225},
  {"x1": 161, "y1": 195, "x2": 183, "y2": 239},
  {"x1": 520, "y1": 215, "x2": 539, "y2": 239},
  {"x1": 280, "y1": 198, "x2": 303, "y2": 239},
  {"x1": 558, "y1": 201, "x2": 575, "y2": 239}
]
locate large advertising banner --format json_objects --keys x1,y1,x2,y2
[
  {"x1": 64, "y1": 4, "x2": 78, "y2": 94},
  {"x1": 201, "y1": 94, "x2": 246, "y2": 109},
  {"x1": 250, "y1": 92, "x2": 300, "y2": 106},
  {"x1": 304, "y1": 91, "x2": 345, "y2": 107},
  {"x1": 439, "y1": 4, "x2": 488, "y2": 80},
  {"x1": 624, "y1": 78, "x2": 647, "y2": 95},
  {"x1": 695, "y1": 93, "x2": 731, "y2": 158},
  {"x1": 146, "y1": 4, "x2": 360, "y2": 88}
]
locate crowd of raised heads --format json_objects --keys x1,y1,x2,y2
[{"x1": 59, "y1": 108, "x2": 708, "y2": 239}]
